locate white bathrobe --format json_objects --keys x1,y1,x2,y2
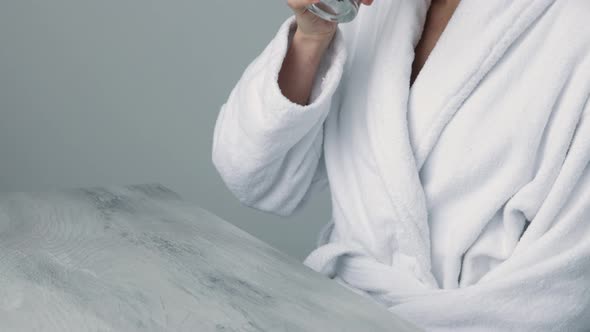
[{"x1": 212, "y1": 0, "x2": 590, "y2": 330}]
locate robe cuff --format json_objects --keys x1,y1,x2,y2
[
  {"x1": 265, "y1": 15, "x2": 348, "y2": 112},
  {"x1": 232, "y1": 15, "x2": 348, "y2": 162}
]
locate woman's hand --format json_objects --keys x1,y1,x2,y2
[
  {"x1": 279, "y1": 0, "x2": 373, "y2": 105},
  {"x1": 288, "y1": 0, "x2": 374, "y2": 42}
]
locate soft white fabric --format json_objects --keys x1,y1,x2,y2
[{"x1": 211, "y1": 0, "x2": 590, "y2": 330}]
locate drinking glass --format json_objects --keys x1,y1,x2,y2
[{"x1": 307, "y1": 0, "x2": 362, "y2": 23}]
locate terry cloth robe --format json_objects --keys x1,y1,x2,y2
[{"x1": 212, "y1": 0, "x2": 590, "y2": 330}]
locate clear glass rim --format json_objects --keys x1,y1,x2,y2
[{"x1": 306, "y1": 1, "x2": 360, "y2": 23}]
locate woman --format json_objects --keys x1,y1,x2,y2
[{"x1": 212, "y1": 0, "x2": 590, "y2": 330}]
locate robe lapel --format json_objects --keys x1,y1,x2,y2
[
  {"x1": 363, "y1": 0, "x2": 556, "y2": 283},
  {"x1": 363, "y1": 0, "x2": 434, "y2": 284},
  {"x1": 409, "y1": 0, "x2": 557, "y2": 171}
]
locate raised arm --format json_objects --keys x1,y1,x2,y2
[{"x1": 211, "y1": 8, "x2": 347, "y2": 216}]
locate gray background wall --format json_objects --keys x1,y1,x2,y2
[{"x1": 0, "y1": 1, "x2": 332, "y2": 261}]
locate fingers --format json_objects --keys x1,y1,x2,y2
[
  {"x1": 287, "y1": 0, "x2": 320, "y2": 14},
  {"x1": 287, "y1": 0, "x2": 374, "y2": 16}
]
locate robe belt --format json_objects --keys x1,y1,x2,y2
[{"x1": 303, "y1": 222, "x2": 437, "y2": 306}]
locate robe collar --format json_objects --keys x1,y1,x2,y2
[
  {"x1": 409, "y1": 0, "x2": 557, "y2": 170},
  {"x1": 362, "y1": 0, "x2": 556, "y2": 281}
]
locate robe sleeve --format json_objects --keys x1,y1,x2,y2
[
  {"x1": 211, "y1": 16, "x2": 347, "y2": 217},
  {"x1": 390, "y1": 106, "x2": 590, "y2": 331}
]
